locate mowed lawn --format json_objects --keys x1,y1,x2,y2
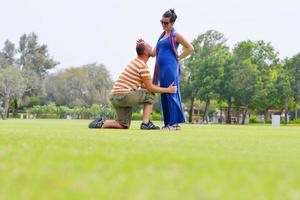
[{"x1": 0, "y1": 120, "x2": 300, "y2": 200}]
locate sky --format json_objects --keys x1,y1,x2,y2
[{"x1": 0, "y1": 0, "x2": 299, "y2": 80}]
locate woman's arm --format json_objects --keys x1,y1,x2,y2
[{"x1": 175, "y1": 32, "x2": 194, "y2": 60}]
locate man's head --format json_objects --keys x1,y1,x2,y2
[{"x1": 136, "y1": 41, "x2": 154, "y2": 57}]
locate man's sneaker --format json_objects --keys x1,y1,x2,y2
[
  {"x1": 88, "y1": 117, "x2": 105, "y2": 128},
  {"x1": 140, "y1": 121, "x2": 160, "y2": 130}
]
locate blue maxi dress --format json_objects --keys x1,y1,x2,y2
[{"x1": 157, "y1": 36, "x2": 186, "y2": 126}]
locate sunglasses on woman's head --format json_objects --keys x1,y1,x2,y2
[{"x1": 160, "y1": 20, "x2": 170, "y2": 25}]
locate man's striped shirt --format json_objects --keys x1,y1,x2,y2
[{"x1": 111, "y1": 58, "x2": 151, "y2": 94}]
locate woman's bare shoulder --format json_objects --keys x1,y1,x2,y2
[{"x1": 174, "y1": 32, "x2": 186, "y2": 42}]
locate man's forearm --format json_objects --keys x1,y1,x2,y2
[
  {"x1": 148, "y1": 85, "x2": 169, "y2": 93},
  {"x1": 143, "y1": 79, "x2": 176, "y2": 94}
]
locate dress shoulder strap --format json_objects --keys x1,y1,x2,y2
[{"x1": 169, "y1": 28, "x2": 178, "y2": 58}]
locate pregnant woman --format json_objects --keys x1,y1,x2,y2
[{"x1": 153, "y1": 9, "x2": 194, "y2": 130}]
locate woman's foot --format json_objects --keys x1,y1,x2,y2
[
  {"x1": 173, "y1": 124, "x2": 181, "y2": 130},
  {"x1": 161, "y1": 125, "x2": 180, "y2": 131}
]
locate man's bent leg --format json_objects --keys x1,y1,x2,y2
[
  {"x1": 110, "y1": 94, "x2": 134, "y2": 128},
  {"x1": 138, "y1": 90, "x2": 159, "y2": 130},
  {"x1": 143, "y1": 104, "x2": 153, "y2": 124},
  {"x1": 102, "y1": 120, "x2": 126, "y2": 129}
]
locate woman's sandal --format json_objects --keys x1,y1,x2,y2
[
  {"x1": 161, "y1": 125, "x2": 180, "y2": 131},
  {"x1": 173, "y1": 124, "x2": 181, "y2": 130}
]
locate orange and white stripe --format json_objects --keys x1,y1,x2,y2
[{"x1": 111, "y1": 58, "x2": 151, "y2": 94}]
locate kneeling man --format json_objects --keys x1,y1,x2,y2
[{"x1": 97, "y1": 41, "x2": 176, "y2": 130}]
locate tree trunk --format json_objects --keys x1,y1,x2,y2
[
  {"x1": 203, "y1": 98, "x2": 210, "y2": 124},
  {"x1": 13, "y1": 98, "x2": 18, "y2": 118},
  {"x1": 284, "y1": 98, "x2": 289, "y2": 125},
  {"x1": 264, "y1": 108, "x2": 269, "y2": 122},
  {"x1": 220, "y1": 109, "x2": 223, "y2": 123},
  {"x1": 188, "y1": 96, "x2": 195, "y2": 123},
  {"x1": 295, "y1": 99, "x2": 298, "y2": 119},
  {"x1": 226, "y1": 97, "x2": 232, "y2": 124},
  {"x1": 242, "y1": 108, "x2": 248, "y2": 125},
  {"x1": 3, "y1": 95, "x2": 10, "y2": 120}
]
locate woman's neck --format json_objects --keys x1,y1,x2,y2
[
  {"x1": 165, "y1": 30, "x2": 171, "y2": 35},
  {"x1": 164, "y1": 27, "x2": 173, "y2": 35}
]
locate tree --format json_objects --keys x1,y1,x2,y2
[
  {"x1": 0, "y1": 40, "x2": 21, "y2": 119},
  {"x1": 181, "y1": 57, "x2": 199, "y2": 123},
  {"x1": 10, "y1": 33, "x2": 60, "y2": 116},
  {"x1": 251, "y1": 41, "x2": 280, "y2": 120},
  {"x1": 218, "y1": 55, "x2": 236, "y2": 123},
  {"x1": 0, "y1": 40, "x2": 16, "y2": 69},
  {"x1": 44, "y1": 63, "x2": 113, "y2": 107},
  {"x1": 230, "y1": 41, "x2": 260, "y2": 124},
  {"x1": 224, "y1": 40, "x2": 280, "y2": 121},
  {"x1": 285, "y1": 53, "x2": 300, "y2": 119},
  {"x1": 19, "y1": 33, "x2": 58, "y2": 76},
  {"x1": 0, "y1": 34, "x2": 59, "y2": 116},
  {"x1": 186, "y1": 30, "x2": 229, "y2": 123},
  {"x1": 274, "y1": 64, "x2": 293, "y2": 124},
  {"x1": 18, "y1": 33, "x2": 59, "y2": 107},
  {"x1": 0, "y1": 67, "x2": 25, "y2": 119}
]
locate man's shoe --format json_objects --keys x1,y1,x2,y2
[
  {"x1": 88, "y1": 117, "x2": 105, "y2": 128},
  {"x1": 140, "y1": 121, "x2": 160, "y2": 130}
]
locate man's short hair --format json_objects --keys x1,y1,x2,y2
[{"x1": 136, "y1": 43, "x2": 145, "y2": 56}]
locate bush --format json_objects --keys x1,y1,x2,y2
[
  {"x1": 249, "y1": 116, "x2": 260, "y2": 123},
  {"x1": 265, "y1": 119, "x2": 272, "y2": 124},
  {"x1": 132, "y1": 112, "x2": 143, "y2": 120},
  {"x1": 28, "y1": 104, "x2": 116, "y2": 119},
  {"x1": 131, "y1": 112, "x2": 162, "y2": 121},
  {"x1": 151, "y1": 112, "x2": 162, "y2": 121},
  {"x1": 99, "y1": 105, "x2": 116, "y2": 119},
  {"x1": 289, "y1": 118, "x2": 300, "y2": 124}
]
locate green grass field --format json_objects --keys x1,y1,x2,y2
[{"x1": 0, "y1": 119, "x2": 300, "y2": 200}]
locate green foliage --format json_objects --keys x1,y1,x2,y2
[
  {"x1": 29, "y1": 104, "x2": 115, "y2": 119},
  {"x1": 18, "y1": 33, "x2": 59, "y2": 109},
  {"x1": 183, "y1": 30, "x2": 229, "y2": 102},
  {"x1": 249, "y1": 116, "x2": 260, "y2": 123},
  {"x1": 0, "y1": 67, "x2": 26, "y2": 119},
  {"x1": 285, "y1": 53, "x2": 300, "y2": 105},
  {"x1": 132, "y1": 112, "x2": 143, "y2": 120},
  {"x1": 0, "y1": 33, "x2": 59, "y2": 116},
  {"x1": 230, "y1": 41, "x2": 260, "y2": 109},
  {"x1": 26, "y1": 96, "x2": 42, "y2": 107},
  {"x1": 98, "y1": 105, "x2": 116, "y2": 119},
  {"x1": 289, "y1": 118, "x2": 300, "y2": 124},
  {"x1": 182, "y1": 30, "x2": 229, "y2": 122},
  {"x1": 19, "y1": 33, "x2": 58, "y2": 76},
  {"x1": 44, "y1": 64, "x2": 113, "y2": 107},
  {"x1": 0, "y1": 40, "x2": 16, "y2": 69},
  {"x1": 265, "y1": 119, "x2": 272, "y2": 124},
  {"x1": 131, "y1": 112, "x2": 162, "y2": 121},
  {"x1": 151, "y1": 112, "x2": 162, "y2": 121},
  {"x1": 31, "y1": 104, "x2": 57, "y2": 116},
  {"x1": 191, "y1": 33, "x2": 279, "y2": 124}
]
